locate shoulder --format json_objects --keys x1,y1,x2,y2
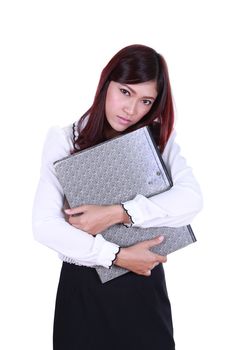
[
  {"x1": 41, "y1": 124, "x2": 74, "y2": 166},
  {"x1": 45, "y1": 124, "x2": 74, "y2": 145}
]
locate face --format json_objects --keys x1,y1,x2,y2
[{"x1": 105, "y1": 80, "x2": 158, "y2": 136}]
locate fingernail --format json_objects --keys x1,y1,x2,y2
[
  {"x1": 64, "y1": 209, "x2": 71, "y2": 213},
  {"x1": 158, "y1": 236, "x2": 164, "y2": 242}
]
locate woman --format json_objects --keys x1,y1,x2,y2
[{"x1": 32, "y1": 44, "x2": 203, "y2": 349}]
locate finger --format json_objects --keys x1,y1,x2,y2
[
  {"x1": 64, "y1": 206, "x2": 86, "y2": 215},
  {"x1": 151, "y1": 262, "x2": 160, "y2": 269},
  {"x1": 145, "y1": 270, "x2": 151, "y2": 276},
  {"x1": 144, "y1": 235, "x2": 164, "y2": 248},
  {"x1": 69, "y1": 215, "x2": 81, "y2": 225},
  {"x1": 153, "y1": 255, "x2": 167, "y2": 264}
]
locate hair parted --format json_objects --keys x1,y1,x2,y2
[{"x1": 74, "y1": 44, "x2": 174, "y2": 153}]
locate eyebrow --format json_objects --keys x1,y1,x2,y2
[{"x1": 122, "y1": 84, "x2": 157, "y2": 100}]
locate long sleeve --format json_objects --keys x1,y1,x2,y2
[
  {"x1": 122, "y1": 130, "x2": 203, "y2": 228},
  {"x1": 32, "y1": 126, "x2": 120, "y2": 268}
]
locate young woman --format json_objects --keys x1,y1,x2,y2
[{"x1": 32, "y1": 44, "x2": 203, "y2": 350}]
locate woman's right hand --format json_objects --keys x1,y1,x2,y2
[{"x1": 113, "y1": 236, "x2": 167, "y2": 276}]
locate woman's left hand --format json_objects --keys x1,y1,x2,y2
[{"x1": 64, "y1": 204, "x2": 130, "y2": 235}]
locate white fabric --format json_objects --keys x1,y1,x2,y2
[
  {"x1": 122, "y1": 130, "x2": 203, "y2": 228},
  {"x1": 32, "y1": 124, "x2": 203, "y2": 268}
]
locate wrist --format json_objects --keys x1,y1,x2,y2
[
  {"x1": 113, "y1": 247, "x2": 127, "y2": 267},
  {"x1": 110, "y1": 246, "x2": 121, "y2": 267},
  {"x1": 110, "y1": 204, "x2": 131, "y2": 225}
]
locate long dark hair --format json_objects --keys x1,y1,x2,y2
[{"x1": 74, "y1": 44, "x2": 174, "y2": 153}]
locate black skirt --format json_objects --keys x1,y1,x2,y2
[{"x1": 53, "y1": 262, "x2": 175, "y2": 350}]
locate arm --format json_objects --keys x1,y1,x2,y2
[
  {"x1": 113, "y1": 236, "x2": 167, "y2": 276},
  {"x1": 122, "y1": 130, "x2": 203, "y2": 228},
  {"x1": 64, "y1": 204, "x2": 131, "y2": 235},
  {"x1": 64, "y1": 203, "x2": 167, "y2": 276},
  {"x1": 65, "y1": 130, "x2": 203, "y2": 233},
  {"x1": 32, "y1": 126, "x2": 120, "y2": 268}
]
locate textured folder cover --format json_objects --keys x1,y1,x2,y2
[{"x1": 54, "y1": 126, "x2": 196, "y2": 283}]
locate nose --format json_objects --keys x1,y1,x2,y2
[{"x1": 123, "y1": 99, "x2": 137, "y2": 116}]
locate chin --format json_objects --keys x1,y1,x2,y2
[
  {"x1": 110, "y1": 122, "x2": 127, "y2": 132},
  {"x1": 115, "y1": 125, "x2": 128, "y2": 131}
]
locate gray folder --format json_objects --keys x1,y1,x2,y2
[{"x1": 54, "y1": 126, "x2": 196, "y2": 283}]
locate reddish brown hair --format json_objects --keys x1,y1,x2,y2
[{"x1": 74, "y1": 44, "x2": 174, "y2": 153}]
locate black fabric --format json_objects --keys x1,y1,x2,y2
[{"x1": 53, "y1": 262, "x2": 175, "y2": 350}]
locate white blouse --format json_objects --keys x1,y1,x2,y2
[{"x1": 32, "y1": 124, "x2": 203, "y2": 268}]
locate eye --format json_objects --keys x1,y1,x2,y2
[
  {"x1": 142, "y1": 99, "x2": 153, "y2": 106},
  {"x1": 120, "y1": 88, "x2": 130, "y2": 96}
]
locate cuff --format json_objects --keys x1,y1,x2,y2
[
  {"x1": 121, "y1": 203, "x2": 134, "y2": 228},
  {"x1": 121, "y1": 197, "x2": 144, "y2": 227},
  {"x1": 109, "y1": 246, "x2": 121, "y2": 268},
  {"x1": 95, "y1": 235, "x2": 120, "y2": 268}
]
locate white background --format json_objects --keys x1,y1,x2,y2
[{"x1": 1, "y1": 0, "x2": 232, "y2": 349}]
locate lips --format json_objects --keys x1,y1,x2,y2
[{"x1": 117, "y1": 115, "x2": 131, "y2": 124}]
